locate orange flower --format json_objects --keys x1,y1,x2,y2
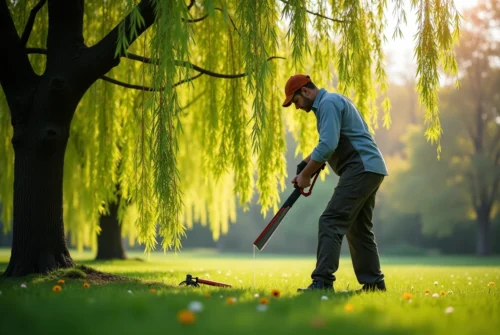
[
  {"x1": 57, "y1": 280, "x2": 65, "y2": 285},
  {"x1": 177, "y1": 309, "x2": 196, "y2": 325},
  {"x1": 311, "y1": 317, "x2": 326, "y2": 328},
  {"x1": 226, "y1": 297, "x2": 237, "y2": 305},
  {"x1": 403, "y1": 292, "x2": 412, "y2": 300},
  {"x1": 440, "y1": 291, "x2": 446, "y2": 296},
  {"x1": 83, "y1": 283, "x2": 90, "y2": 288},
  {"x1": 344, "y1": 304, "x2": 354, "y2": 311},
  {"x1": 425, "y1": 289, "x2": 430, "y2": 294},
  {"x1": 204, "y1": 292, "x2": 211, "y2": 298},
  {"x1": 271, "y1": 289, "x2": 281, "y2": 298},
  {"x1": 259, "y1": 297, "x2": 270, "y2": 305},
  {"x1": 52, "y1": 285, "x2": 62, "y2": 292},
  {"x1": 488, "y1": 282, "x2": 495, "y2": 287},
  {"x1": 149, "y1": 288, "x2": 156, "y2": 293}
]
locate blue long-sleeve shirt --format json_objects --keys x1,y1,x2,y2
[{"x1": 311, "y1": 88, "x2": 388, "y2": 176}]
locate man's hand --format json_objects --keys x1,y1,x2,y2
[{"x1": 291, "y1": 173, "x2": 311, "y2": 189}]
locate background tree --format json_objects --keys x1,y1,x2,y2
[
  {"x1": 382, "y1": 0, "x2": 500, "y2": 255},
  {"x1": 0, "y1": 0, "x2": 460, "y2": 276}
]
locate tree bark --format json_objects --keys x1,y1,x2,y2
[
  {"x1": 95, "y1": 202, "x2": 127, "y2": 260},
  {"x1": 476, "y1": 207, "x2": 491, "y2": 256},
  {"x1": 4, "y1": 110, "x2": 75, "y2": 276}
]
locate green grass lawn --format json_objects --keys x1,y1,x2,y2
[{"x1": 0, "y1": 249, "x2": 499, "y2": 335}]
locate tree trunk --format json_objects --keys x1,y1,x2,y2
[
  {"x1": 4, "y1": 123, "x2": 75, "y2": 276},
  {"x1": 95, "y1": 202, "x2": 127, "y2": 260},
  {"x1": 476, "y1": 208, "x2": 490, "y2": 256}
]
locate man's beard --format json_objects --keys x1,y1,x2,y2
[{"x1": 302, "y1": 96, "x2": 314, "y2": 112}]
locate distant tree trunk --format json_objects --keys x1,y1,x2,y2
[
  {"x1": 95, "y1": 202, "x2": 126, "y2": 260},
  {"x1": 476, "y1": 207, "x2": 490, "y2": 256}
]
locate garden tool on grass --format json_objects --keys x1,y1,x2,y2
[
  {"x1": 179, "y1": 274, "x2": 232, "y2": 288},
  {"x1": 253, "y1": 163, "x2": 326, "y2": 251}
]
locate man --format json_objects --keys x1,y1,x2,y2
[{"x1": 282, "y1": 74, "x2": 388, "y2": 292}]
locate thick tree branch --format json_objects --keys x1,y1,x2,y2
[
  {"x1": 0, "y1": 0, "x2": 37, "y2": 118},
  {"x1": 86, "y1": 0, "x2": 156, "y2": 81},
  {"x1": 26, "y1": 48, "x2": 285, "y2": 84},
  {"x1": 21, "y1": 0, "x2": 47, "y2": 46},
  {"x1": 46, "y1": 0, "x2": 85, "y2": 68},
  {"x1": 26, "y1": 48, "x2": 284, "y2": 80},
  {"x1": 279, "y1": 0, "x2": 347, "y2": 23}
]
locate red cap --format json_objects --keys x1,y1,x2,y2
[{"x1": 282, "y1": 74, "x2": 311, "y2": 107}]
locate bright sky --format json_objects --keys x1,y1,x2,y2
[{"x1": 383, "y1": 0, "x2": 479, "y2": 84}]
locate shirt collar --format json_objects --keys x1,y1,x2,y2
[{"x1": 312, "y1": 88, "x2": 327, "y2": 114}]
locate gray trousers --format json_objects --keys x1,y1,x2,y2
[{"x1": 311, "y1": 170, "x2": 385, "y2": 286}]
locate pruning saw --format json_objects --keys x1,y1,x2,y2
[{"x1": 253, "y1": 163, "x2": 326, "y2": 251}]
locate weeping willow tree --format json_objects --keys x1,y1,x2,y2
[{"x1": 0, "y1": 0, "x2": 460, "y2": 276}]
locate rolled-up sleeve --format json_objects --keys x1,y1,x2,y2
[{"x1": 311, "y1": 99, "x2": 342, "y2": 162}]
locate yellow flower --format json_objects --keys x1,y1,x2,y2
[
  {"x1": 440, "y1": 291, "x2": 446, "y2": 296},
  {"x1": 259, "y1": 297, "x2": 270, "y2": 305},
  {"x1": 488, "y1": 282, "x2": 495, "y2": 287},
  {"x1": 83, "y1": 283, "x2": 90, "y2": 288},
  {"x1": 149, "y1": 288, "x2": 156, "y2": 293},
  {"x1": 425, "y1": 289, "x2": 430, "y2": 294},
  {"x1": 226, "y1": 297, "x2": 237, "y2": 305},
  {"x1": 204, "y1": 292, "x2": 211, "y2": 298},
  {"x1": 403, "y1": 292, "x2": 412, "y2": 300},
  {"x1": 52, "y1": 285, "x2": 62, "y2": 292},
  {"x1": 344, "y1": 304, "x2": 354, "y2": 312},
  {"x1": 177, "y1": 309, "x2": 196, "y2": 325},
  {"x1": 271, "y1": 289, "x2": 281, "y2": 298},
  {"x1": 57, "y1": 280, "x2": 65, "y2": 285}
]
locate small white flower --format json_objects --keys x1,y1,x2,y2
[
  {"x1": 127, "y1": 290, "x2": 133, "y2": 294},
  {"x1": 256, "y1": 304, "x2": 268, "y2": 312},
  {"x1": 434, "y1": 281, "x2": 438, "y2": 286},
  {"x1": 408, "y1": 299, "x2": 413, "y2": 303},
  {"x1": 342, "y1": 290, "x2": 348, "y2": 293},
  {"x1": 321, "y1": 295, "x2": 329, "y2": 300},
  {"x1": 204, "y1": 273, "x2": 210, "y2": 278},
  {"x1": 432, "y1": 293, "x2": 439, "y2": 298},
  {"x1": 20, "y1": 284, "x2": 27, "y2": 288},
  {"x1": 188, "y1": 301, "x2": 203, "y2": 313},
  {"x1": 254, "y1": 293, "x2": 259, "y2": 298},
  {"x1": 445, "y1": 306, "x2": 454, "y2": 314}
]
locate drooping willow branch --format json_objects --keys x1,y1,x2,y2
[
  {"x1": 25, "y1": 48, "x2": 285, "y2": 91},
  {"x1": 101, "y1": 73, "x2": 203, "y2": 91},
  {"x1": 186, "y1": 7, "x2": 240, "y2": 36},
  {"x1": 21, "y1": 0, "x2": 47, "y2": 46},
  {"x1": 279, "y1": 0, "x2": 347, "y2": 23},
  {"x1": 123, "y1": 52, "x2": 285, "y2": 78}
]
